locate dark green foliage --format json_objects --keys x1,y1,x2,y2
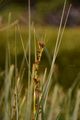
[
  {"x1": 36, "y1": 0, "x2": 67, "y2": 17},
  {"x1": 57, "y1": 51, "x2": 80, "y2": 89}
]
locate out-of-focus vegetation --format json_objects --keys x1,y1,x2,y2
[
  {"x1": 35, "y1": 0, "x2": 66, "y2": 16},
  {"x1": 0, "y1": 1, "x2": 80, "y2": 120},
  {"x1": 0, "y1": 0, "x2": 80, "y2": 17},
  {"x1": 0, "y1": 0, "x2": 80, "y2": 27},
  {"x1": 0, "y1": 0, "x2": 79, "y2": 89},
  {"x1": 0, "y1": 26, "x2": 80, "y2": 89},
  {"x1": 0, "y1": 0, "x2": 80, "y2": 99},
  {"x1": 0, "y1": 0, "x2": 69, "y2": 20},
  {"x1": 0, "y1": 26, "x2": 80, "y2": 61}
]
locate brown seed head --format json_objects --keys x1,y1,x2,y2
[{"x1": 38, "y1": 40, "x2": 45, "y2": 48}]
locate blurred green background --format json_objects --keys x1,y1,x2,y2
[{"x1": 0, "y1": 0, "x2": 80, "y2": 89}]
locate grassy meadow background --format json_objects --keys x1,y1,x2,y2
[{"x1": 0, "y1": 6, "x2": 80, "y2": 88}]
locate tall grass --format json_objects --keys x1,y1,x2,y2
[{"x1": 0, "y1": 0, "x2": 80, "y2": 120}]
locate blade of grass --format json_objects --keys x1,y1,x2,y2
[
  {"x1": 4, "y1": 64, "x2": 14, "y2": 120},
  {"x1": 0, "y1": 20, "x2": 18, "y2": 31},
  {"x1": 65, "y1": 88, "x2": 72, "y2": 120},
  {"x1": 25, "y1": 0, "x2": 33, "y2": 120},
  {"x1": 47, "y1": 85, "x2": 60, "y2": 120},
  {"x1": 64, "y1": 72, "x2": 80, "y2": 120},
  {"x1": 40, "y1": 0, "x2": 67, "y2": 108},
  {"x1": 34, "y1": 27, "x2": 37, "y2": 62},
  {"x1": 14, "y1": 26, "x2": 19, "y2": 120},
  {"x1": 28, "y1": 0, "x2": 31, "y2": 86},
  {"x1": 55, "y1": 4, "x2": 72, "y2": 57},
  {"x1": 42, "y1": 3, "x2": 71, "y2": 110},
  {"x1": 17, "y1": 25, "x2": 29, "y2": 67},
  {"x1": 7, "y1": 12, "x2": 12, "y2": 69},
  {"x1": 72, "y1": 90, "x2": 80, "y2": 120}
]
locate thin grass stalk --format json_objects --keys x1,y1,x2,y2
[
  {"x1": 45, "y1": 0, "x2": 67, "y2": 94},
  {"x1": 34, "y1": 28, "x2": 37, "y2": 62},
  {"x1": 28, "y1": 0, "x2": 31, "y2": 86},
  {"x1": 44, "y1": 47, "x2": 52, "y2": 66},
  {"x1": 40, "y1": 0, "x2": 67, "y2": 108},
  {"x1": 0, "y1": 90, "x2": 4, "y2": 107},
  {"x1": 17, "y1": 25, "x2": 29, "y2": 67},
  {"x1": 40, "y1": 68, "x2": 47, "y2": 120},
  {"x1": 47, "y1": 85, "x2": 60, "y2": 120},
  {"x1": 25, "y1": 77, "x2": 33, "y2": 120},
  {"x1": 4, "y1": 27, "x2": 9, "y2": 120},
  {"x1": 5, "y1": 65, "x2": 14, "y2": 120},
  {"x1": 64, "y1": 72, "x2": 80, "y2": 120},
  {"x1": 12, "y1": 87, "x2": 19, "y2": 120},
  {"x1": 17, "y1": 25, "x2": 29, "y2": 77},
  {"x1": 4, "y1": 47, "x2": 9, "y2": 120},
  {"x1": 19, "y1": 93, "x2": 27, "y2": 119},
  {"x1": 15, "y1": 26, "x2": 18, "y2": 79},
  {"x1": 16, "y1": 89, "x2": 19, "y2": 120},
  {"x1": 17, "y1": 24, "x2": 32, "y2": 120},
  {"x1": 42, "y1": 34, "x2": 52, "y2": 65},
  {"x1": 18, "y1": 57, "x2": 26, "y2": 78},
  {"x1": 41, "y1": 68, "x2": 47, "y2": 113},
  {"x1": 17, "y1": 26, "x2": 31, "y2": 79},
  {"x1": 52, "y1": 0, "x2": 67, "y2": 56},
  {"x1": 55, "y1": 4, "x2": 72, "y2": 57},
  {"x1": 17, "y1": 68, "x2": 25, "y2": 97},
  {"x1": 17, "y1": 69, "x2": 26, "y2": 116},
  {"x1": 15, "y1": 26, "x2": 19, "y2": 120},
  {"x1": 13, "y1": 73, "x2": 25, "y2": 120},
  {"x1": 11, "y1": 87, "x2": 17, "y2": 120},
  {"x1": 25, "y1": 0, "x2": 32, "y2": 119},
  {"x1": 7, "y1": 12, "x2": 11, "y2": 68},
  {"x1": 42, "y1": 68, "x2": 47, "y2": 92},
  {"x1": 70, "y1": 72, "x2": 80, "y2": 93},
  {"x1": 0, "y1": 20, "x2": 18, "y2": 31},
  {"x1": 11, "y1": 26, "x2": 19, "y2": 120},
  {"x1": 65, "y1": 88, "x2": 72, "y2": 120},
  {"x1": 42, "y1": 3, "x2": 71, "y2": 110},
  {"x1": 11, "y1": 75, "x2": 21, "y2": 120},
  {"x1": 4, "y1": 30, "x2": 11, "y2": 120},
  {"x1": 72, "y1": 90, "x2": 80, "y2": 120},
  {"x1": 20, "y1": 89, "x2": 27, "y2": 112}
]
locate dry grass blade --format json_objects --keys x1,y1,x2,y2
[
  {"x1": 0, "y1": 20, "x2": 18, "y2": 31},
  {"x1": 4, "y1": 65, "x2": 14, "y2": 120},
  {"x1": 17, "y1": 25, "x2": 29, "y2": 67},
  {"x1": 53, "y1": 0, "x2": 67, "y2": 57},
  {"x1": 25, "y1": 80, "x2": 33, "y2": 120},
  {"x1": 34, "y1": 28, "x2": 37, "y2": 62},
  {"x1": 64, "y1": 72, "x2": 80, "y2": 120},
  {"x1": 65, "y1": 88, "x2": 72, "y2": 120},
  {"x1": 4, "y1": 13, "x2": 15, "y2": 120},
  {"x1": 70, "y1": 72, "x2": 80, "y2": 93},
  {"x1": 72, "y1": 90, "x2": 80, "y2": 120},
  {"x1": 14, "y1": 26, "x2": 19, "y2": 120},
  {"x1": 7, "y1": 12, "x2": 12, "y2": 67},
  {"x1": 47, "y1": 85, "x2": 60, "y2": 120},
  {"x1": 25, "y1": 0, "x2": 32, "y2": 119},
  {"x1": 40, "y1": 0, "x2": 69, "y2": 110},
  {"x1": 42, "y1": 68, "x2": 47, "y2": 91},
  {"x1": 55, "y1": 4, "x2": 72, "y2": 56},
  {"x1": 28, "y1": 0, "x2": 31, "y2": 86}
]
